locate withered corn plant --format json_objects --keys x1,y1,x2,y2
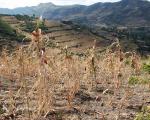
[
  {"x1": 84, "y1": 40, "x2": 98, "y2": 91},
  {"x1": 29, "y1": 25, "x2": 55, "y2": 118},
  {"x1": 131, "y1": 52, "x2": 141, "y2": 75},
  {"x1": 0, "y1": 17, "x2": 147, "y2": 120},
  {"x1": 61, "y1": 45, "x2": 81, "y2": 109}
]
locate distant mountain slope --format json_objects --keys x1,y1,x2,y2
[
  {"x1": 0, "y1": 2, "x2": 61, "y2": 16},
  {"x1": 0, "y1": 0, "x2": 150, "y2": 27},
  {"x1": 44, "y1": 0, "x2": 150, "y2": 27}
]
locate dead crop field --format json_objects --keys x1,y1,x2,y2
[{"x1": 0, "y1": 16, "x2": 150, "y2": 120}]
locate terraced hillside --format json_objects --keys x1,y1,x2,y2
[
  {"x1": 0, "y1": 15, "x2": 112, "y2": 54},
  {"x1": 0, "y1": 15, "x2": 24, "y2": 51},
  {"x1": 1, "y1": 15, "x2": 149, "y2": 56},
  {"x1": 1, "y1": 16, "x2": 19, "y2": 25},
  {"x1": 0, "y1": 15, "x2": 31, "y2": 38},
  {"x1": 43, "y1": 20, "x2": 108, "y2": 53}
]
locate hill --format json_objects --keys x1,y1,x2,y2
[
  {"x1": 0, "y1": 2, "x2": 60, "y2": 16},
  {"x1": 0, "y1": 0, "x2": 150, "y2": 27},
  {"x1": 44, "y1": 0, "x2": 150, "y2": 27},
  {"x1": 0, "y1": 15, "x2": 109, "y2": 54},
  {"x1": 0, "y1": 14, "x2": 149, "y2": 55},
  {"x1": 0, "y1": 15, "x2": 25, "y2": 51}
]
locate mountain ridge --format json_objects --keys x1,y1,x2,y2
[{"x1": 0, "y1": 0, "x2": 150, "y2": 27}]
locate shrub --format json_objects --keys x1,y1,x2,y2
[
  {"x1": 143, "y1": 63, "x2": 150, "y2": 73},
  {"x1": 124, "y1": 58, "x2": 130, "y2": 65},
  {"x1": 0, "y1": 104, "x2": 4, "y2": 114},
  {"x1": 128, "y1": 76, "x2": 139, "y2": 85},
  {"x1": 140, "y1": 78, "x2": 150, "y2": 85},
  {"x1": 15, "y1": 14, "x2": 33, "y2": 21},
  {"x1": 0, "y1": 18, "x2": 25, "y2": 42},
  {"x1": 134, "y1": 106, "x2": 150, "y2": 120},
  {"x1": 23, "y1": 21, "x2": 48, "y2": 33},
  {"x1": 0, "y1": 18, "x2": 14, "y2": 36},
  {"x1": 23, "y1": 21, "x2": 36, "y2": 32}
]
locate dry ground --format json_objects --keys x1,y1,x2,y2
[{"x1": 0, "y1": 16, "x2": 150, "y2": 120}]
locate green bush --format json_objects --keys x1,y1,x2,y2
[
  {"x1": 23, "y1": 20, "x2": 48, "y2": 33},
  {"x1": 134, "y1": 106, "x2": 150, "y2": 120},
  {"x1": 37, "y1": 20, "x2": 48, "y2": 31},
  {"x1": 0, "y1": 104, "x2": 4, "y2": 114},
  {"x1": 15, "y1": 14, "x2": 33, "y2": 21},
  {"x1": 143, "y1": 63, "x2": 150, "y2": 73},
  {"x1": 134, "y1": 113, "x2": 150, "y2": 120},
  {"x1": 128, "y1": 76, "x2": 150, "y2": 86},
  {"x1": 128, "y1": 76, "x2": 139, "y2": 85},
  {"x1": 140, "y1": 78, "x2": 150, "y2": 85},
  {"x1": 0, "y1": 18, "x2": 14, "y2": 36},
  {"x1": 124, "y1": 59, "x2": 130, "y2": 65},
  {"x1": 24, "y1": 21, "x2": 36, "y2": 32},
  {"x1": 0, "y1": 18, "x2": 26, "y2": 42}
]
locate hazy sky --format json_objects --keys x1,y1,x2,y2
[{"x1": 0, "y1": 0, "x2": 120, "y2": 9}]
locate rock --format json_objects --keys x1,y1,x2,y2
[
  {"x1": 75, "y1": 91, "x2": 94, "y2": 102},
  {"x1": 126, "y1": 103, "x2": 143, "y2": 111},
  {"x1": 120, "y1": 113, "x2": 135, "y2": 120},
  {"x1": 95, "y1": 85, "x2": 105, "y2": 93}
]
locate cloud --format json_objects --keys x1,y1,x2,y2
[{"x1": 0, "y1": 0, "x2": 136, "y2": 9}]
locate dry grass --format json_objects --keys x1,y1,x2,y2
[{"x1": 0, "y1": 27, "x2": 149, "y2": 120}]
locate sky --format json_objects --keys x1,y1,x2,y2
[{"x1": 0, "y1": 0, "x2": 120, "y2": 9}]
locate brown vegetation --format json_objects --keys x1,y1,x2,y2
[{"x1": 0, "y1": 24, "x2": 150, "y2": 120}]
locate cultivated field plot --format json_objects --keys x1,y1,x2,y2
[
  {"x1": 33, "y1": 20, "x2": 105, "y2": 53},
  {"x1": 0, "y1": 35, "x2": 150, "y2": 120},
  {"x1": 0, "y1": 15, "x2": 150, "y2": 120}
]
